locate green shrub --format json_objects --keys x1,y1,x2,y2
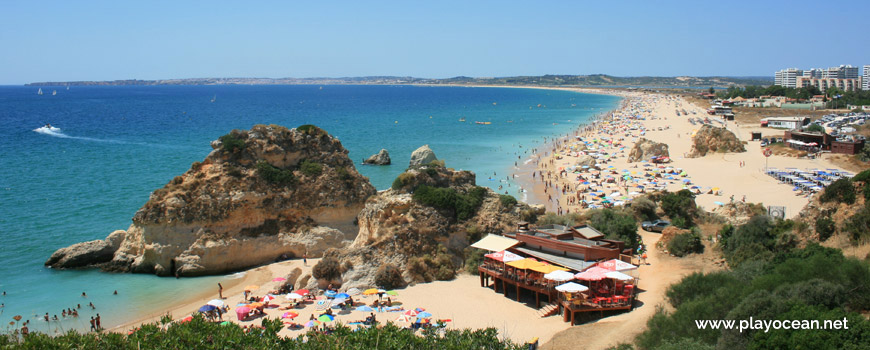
[
  {"x1": 843, "y1": 206, "x2": 870, "y2": 244},
  {"x1": 374, "y1": 264, "x2": 405, "y2": 289},
  {"x1": 405, "y1": 246, "x2": 456, "y2": 283},
  {"x1": 423, "y1": 159, "x2": 446, "y2": 168},
  {"x1": 413, "y1": 185, "x2": 486, "y2": 221},
  {"x1": 668, "y1": 232, "x2": 704, "y2": 257},
  {"x1": 851, "y1": 169, "x2": 870, "y2": 183},
  {"x1": 225, "y1": 165, "x2": 243, "y2": 178},
  {"x1": 660, "y1": 190, "x2": 696, "y2": 228},
  {"x1": 499, "y1": 194, "x2": 517, "y2": 209},
  {"x1": 190, "y1": 161, "x2": 203, "y2": 171},
  {"x1": 312, "y1": 257, "x2": 341, "y2": 281},
  {"x1": 466, "y1": 224, "x2": 482, "y2": 243},
  {"x1": 300, "y1": 159, "x2": 322, "y2": 177},
  {"x1": 336, "y1": 167, "x2": 351, "y2": 181},
  {"x1": 537, "y1": 212, "x2": 583, "y2": 226},
  {"x1": 632, "y1": 197, "x2": 657, "y2": 221},
  {"x1": 464, "y1": 247, "x2": 486, "y2": 274},
  {"x1": 256, "y1": 161, "x2": 295, "y2": 185},
  {"x1": 815, "y1": 217, "x2": 836, "y2": 241},
  {"x1": 820, "y1": 178, "x2": 855, "y2": 204},
  {"x1": 391, "y1": 172, "x2": 415, "y2": 190},
  {"x1": 588, "y1": 208, "x2": 638, "y2": 249},
  {"x1": 219, "y1": 132, "x2": 246, "y2": 153},
  {"x1": 297, "y1": 124, "x2": 324, "y2": 136}
]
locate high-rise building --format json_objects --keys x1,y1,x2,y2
[
  {"x1": 775, "y1": 68, "x2": 802, "y2": 88},
  {"x1": 802, "y1": 68, "x2": 823, "y2": 78},
  {"x1": 863, "y1": 65, "x2": 869, "y2": 91},
  {"x1": 822, "y1": 65, "x2": 859, "y2": 79}
]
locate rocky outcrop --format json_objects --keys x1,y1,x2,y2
[
  {"x1": 363, "y1": 149, "x2": 391, "y2": 165},
  {"x1": 575, "y1": 155, "x2": 597, "y2": 168},
  {"x1": 710, "y1": 201, "x2": 767, "y2": 226},
  {"x1": 409, "y1": 145, "x2": 437, "y2": 167},
  {"x1": 628, "y1": 138, "x2": 670, "y2": 162},
  {"x1": 687, "y1": 125, "x2": 746, "y2": 158},
  {"x1": 327, "y1": 164, "x2": 534, "y2": 289},
  {"x1": 47, "y1": 124, "x2": 376, "y2": 276}
]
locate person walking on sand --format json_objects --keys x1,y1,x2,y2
[
  {"x1": 218, "y1": 283, "x2": 224, "y2": 299},
  {"x1": 303, "y1": 252, "x2": 307, "y2": 266},
  {"x1": 89, "y1": 317, "x2": 96, "y2": 331}
]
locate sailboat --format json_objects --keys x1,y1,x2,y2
[
  {"x1": 211, "y1": 95, "x2": 216, "y2": 103},
  {"x1": 37, "y1": 88, "x2": 43, "y2": 95},
  {"x1": 52, "y1": 90, "x2": 57, "y2": 96},
  {"x1": 459, "y1": 117, "x2": 466, "y2": 122},
  {"x1": 66, "y1": 85, "x2": 70, "y2": 90}
]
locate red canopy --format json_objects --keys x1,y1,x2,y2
[
  {"x1": 574, "y1": 267, "x2": 611, "y2": 281},
  {"x1": 484, "y1": 250, "x2": 523, "y2": 263},
  {"x1": 596, "y1": 259, "x2": 638, "y2": 272}
]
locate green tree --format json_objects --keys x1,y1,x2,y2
[{"x1": 587, "y1": 208, "x2": 639, "y2": 249}]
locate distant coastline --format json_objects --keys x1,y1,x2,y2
[{"x1": 23, "y1": 74, "x2": 773, "y2": 88}]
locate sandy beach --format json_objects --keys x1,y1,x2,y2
[{"x1": 110, "y1": 87, "x2": 851, "y2": 349}]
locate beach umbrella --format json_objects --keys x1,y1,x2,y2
[
  {"x1": 318, "y1": 314, "x2": 335, "y2": 322},
  {"x1": 207, "y1": 299, "x2": 225, "y2": 308},
  {"x1": 385, "y1": 290, "x2": 399, "y2": 296},
  {"x1": 712, "y1": 187, "x2": 720, "y2": 192},
  {"x1": 575, "y1": 267, "x2": 610, "y2": 281},
  {"x1": 282, "y1": 311, "x2": 299, "y2": 319},
  {"x1": 395, "y1": 314, "x2": 412, "y2": 323},
  {"x1": 714, "y1": 201, "x2": 725, "y2": 206},
  {"x1": 198, "y1": 304, "x2": 218, "y2": 312},
  {"x1": 305, "y1": 320, "x2": 321, "y2": 328},
  {"x1": 331, "y1": 297, "x2": 348, "y2": 305},
  {"x1": 363, "y1": 288, "x2": 380, "y2": 295},
  {"x1": 178, "y1": 316, "x2": 194, "y2": 324},
  {"x1": 355, "y1": 305, "x2": 374, "y2": 312},
  {"x1": 417, "y1": 312, "x2": 433, "y2": 319},
  {"x1": 605, "y1": 271, "x2": 634, "y2": 281},
  {"x1": 597, "y1": 259, "x2": 637, "y2": 272},
  {"x1": 272, "y1": 277, "x2": 286, "y2": 282},
  {"x1": 296, "y1": 289, "x2": 310, "y2": 296},
  {"x1": 544, "y1": 269, "x2": 576, "y2": 282},
  {"x1": 335, "y1": 293, "x2": 350, "y2": 299},
  {"x1": 262, "y1": 295, "x2": 276, "y2": 303},
  {"x1": 235, "y1": 307, "x2": 251, "y2": 320},
  {"x1": 285, "y1": 293, "x2": 304, "y2": 300},
  {"x1": 555, "y1": 282, "x2": 589, "y2": 293},
  {"x1": 325, "y1": 290, "x2": 337, "y2": 298},
  {"x1": 405, "y1": 310, "x2": 419, "y2": 317},
  {"x1": 248, "y1": 302, "x2": 264, "y2": 309},
  {"x1": 244, "y1": 285, "x2": 259, "y2": 291}
]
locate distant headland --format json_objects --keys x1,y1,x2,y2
[{"x1": 24, "y1": 74, "x2": 773, "y2": 87}]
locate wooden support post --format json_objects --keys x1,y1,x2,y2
[
  {"x1": 516, "y1": 284, "x2": 521, "y2": 302},
  {"x1": 535, "y1": 292, "x2": 540, "y2": 309},
  {"x1": 479, "y1": 272, "x2": 484, "y2": 287},
  {"x1": 571, "y1": 310, "x2": 575, "y2": 325}
]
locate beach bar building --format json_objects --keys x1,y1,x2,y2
[{"x1": 472, "y1": 224, "x2": 637, "y2": 324}]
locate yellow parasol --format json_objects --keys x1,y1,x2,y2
[{"x1": 244, "y1": 285, "x2": 259, "y2": 291}]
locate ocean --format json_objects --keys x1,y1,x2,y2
[{"x1": 0, "y1": 84, "x2": 620, "y2": 332}]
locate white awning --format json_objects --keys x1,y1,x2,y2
[{"x1": 470, "y1": 234, "x2": 520, "y2": 252}]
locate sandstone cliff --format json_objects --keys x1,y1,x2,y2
[
  {"x1": 687, "y1": 125, "x2": 746, "y2": 158},
  {"x1": 317, "y1": 163, "x2": 534, "y2": 289},
  {"x1": 628, "y1": 138, "x2": 670, "y2": 162},
  {"x1": 46, "y1": 124, "x2": 376, "y2": 276}
]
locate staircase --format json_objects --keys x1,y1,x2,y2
[{"x1": 537, "y1": 303, "x2": 560, "y2": 318}]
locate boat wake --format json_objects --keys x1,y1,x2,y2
[{"x1": 33, "y1": 126, "x2": 125, "y2": 144}]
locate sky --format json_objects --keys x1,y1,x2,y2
[{"x1": 1, "y1": 0, "x2": 868, "y2": 85}]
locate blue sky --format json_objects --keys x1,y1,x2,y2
[{"x1": 1, "y1": 0, "x2": 868, "y2": 84}]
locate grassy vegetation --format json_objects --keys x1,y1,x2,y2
[
  {"x1": 374, "y1": 264, "x2": 405, "y2": 289},
  {"x1": 256, "y1": 161, "x2": 296, "y2": 185},
  {"x1": 667, "y1": 231, "x2": 704, "y2": 257},
  {"x1": 312, "y1": 257, "x2": 341, "y2": 281},
  {"x1": 2, "y1": 313, "x2": 522, "y2": 349},
  {"x1": 635, "y1": 242, "x2": 870, "y2": 350},
  {"x1": 406, "y1": 245, "x2": 456, "y2": 283},
  {"x1": 219, "y1": 132, "x2": 246, "y2": 153},
  {"x1": 412, "y1": 185, "x2": 487, "y2": 221},
  {"x1": 587, "y1": 208, "x2": 639, "y2": 249},
  {"x1": 296, "y1": 124, "x2": 325, "y2": 136},
  {"x1": 659, "y1": 190, "x2": 698, "y2": 229},
  {"x1": 498, "y1": 194, "x2": 517, "y2": 209},
  {"x1": 300, "y1": 159, "x2": 322, "y2": 177}
]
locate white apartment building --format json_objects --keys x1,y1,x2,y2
[
  {"x1": 775, "y1": 68, "x2": 802, "y2": 88},
  {"x1": 863, "y1": 65, "x2": 869, "y2": 90}
]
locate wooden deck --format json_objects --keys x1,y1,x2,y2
[
  {"x1": 478, "y1": 265, "x2": 635, "y2": 324},
  {"x1": 478, "y1": 266, "x2": 557, "y2": 308}
]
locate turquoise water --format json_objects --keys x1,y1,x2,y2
[{"x1": 0, "y1": 85, "x2": 620, "y2": 332}]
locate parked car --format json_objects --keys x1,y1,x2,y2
[{"x1": 641, "y1": 219, "x2": 671, "y2": 233}]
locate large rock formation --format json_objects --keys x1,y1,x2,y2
[
  {"x1": 575, "y1": 155, "x2": 597, "y2": 168},
  {"x1": 320, "y1": 163, "x2": 534, "y2": 289},
  {"x1": 46, "y1": 124, "x2": 376, "y2": 276},
  {"x1": 363, "y1": 149, "x2": 391, "y2": 165},
  {"x1": 687, "y1": 125, "x2": 746, "y2": 158},
  {"x1": 628, "y1": 138, "x2": 670, "y2": 162},
  {"x1": 409, "y1": 145, "x2": 437, "y2": 167}
]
